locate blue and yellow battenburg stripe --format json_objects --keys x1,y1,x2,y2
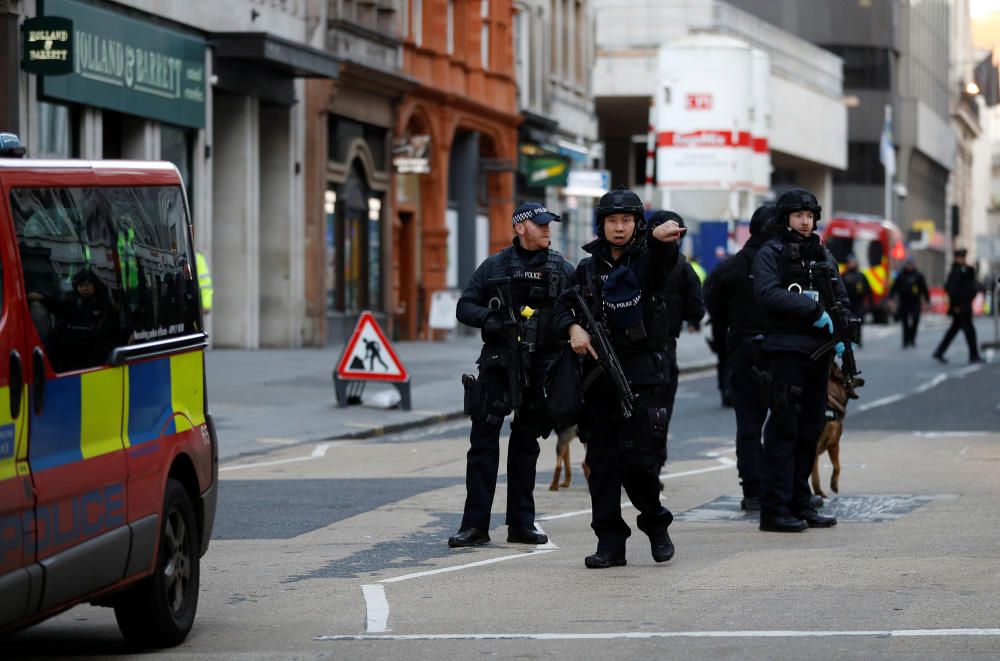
[
  {"x1": 26, "y1": 352, "x2": 206, "y2": 472},
  {"x1": 0, "y1": 384, "x2": 28, "y2": 482}
]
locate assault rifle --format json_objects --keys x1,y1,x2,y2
[
  {"x1": 810, "y1": 263, "x2": 863, "y2": 390},
  {"x1": 571, "y1": 286, "x2": 636, "y2": 419},
  {"x1": 486, "y1": 277, "x2": 529, "y2": 409}
]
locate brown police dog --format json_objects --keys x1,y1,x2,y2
[
  {"x1": 550, "y1": 425, "x2": 590, "y2": 490},
  {"x1": 812, "y1": 362, "x2": 863, "y2": 498}
]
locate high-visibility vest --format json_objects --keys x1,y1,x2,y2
[
  {"x1": 690, "y1": 260, "x2": 706, "y2": 284},
  {"x1": 196, "y1": 251, "x2": 213, "y2": 313}
]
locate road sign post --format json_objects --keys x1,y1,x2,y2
[{"x1": 333, "y1": 311, "x2": 411, "y2": 410}]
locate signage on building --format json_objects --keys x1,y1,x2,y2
[
  {"x1": 523, "y1": 155, "x2": 569, "y2": 188},
  {"x1": 562, "y1": 169, "x2": 611, "y2": 198},
  {"x1": 685, "y1": 93, "x2": 713, "y2": 110},
  {"x1": 392, "y1": 134, "x2": 431, "y2": 174},
  {"x1": 21, "y1": 16, "x2": 74, "y2": 75},
  {"x1": 35, "y1": 0, "x2": 207, "y2": 129}
]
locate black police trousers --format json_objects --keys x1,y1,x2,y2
[
  {"x1": 729, "y1": 336, "x2": 768, "y2": 499},
  {"x1": 580, "y1": 386, "x2": 672, "y2": 555},
  {"x1": 934, "y1": 312, "x2": 980, "y2": 361},
  {"x1": 760, "y1": 350, "x2": 829, "y2": 516},
  {"x1": 662, "y1": 338, "x2": 681, "y2": 462},
  {"x1": 461, "y1": 365, "x2": 550, "y2": 531},
  {"x1": 899, "y1": 305, "x2": 921, "y2": 347}
]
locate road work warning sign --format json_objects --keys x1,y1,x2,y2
[{"x1": 335, "y1": 311, "x2": 409, "y2": 382}]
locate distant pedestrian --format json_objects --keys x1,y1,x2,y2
[
  {"x1": 840, "y1": 254, "x2": 872, "y2": 346},
  {"x1": 889, "y1": 257, "x2": 929, "y2": 348},
  {"x1": 196, "y1": 250, "x2": 213, "y2": 316},
  {"x1": 933, "y1": 249, "x2": 984, "y2": 364}
]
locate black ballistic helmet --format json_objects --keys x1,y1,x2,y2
[
  {"x1": 749, "y1": 203, "x2": 776, "y2": 236},
  {"x1": 776, "y1": 188, "x2": 821, "y2": 227},
  {"x1": 596, "y1": 185, "x2": 645, "y2": 238}
]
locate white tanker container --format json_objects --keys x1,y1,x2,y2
[
  {"x1": 655, "y1": 34, "x2": 770, "y2": 220},
  {"x1": 751, "y1": 48, "x2": 772, "y2": 197}
]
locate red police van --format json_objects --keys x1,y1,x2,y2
[
  {"x1": 0, "y1": 134, "x2": 217, "y2": 647},
  {"x1": 822, "y1": 214, "x2": 908, "y2": 323}
]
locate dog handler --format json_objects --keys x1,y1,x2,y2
[
  {"x1": 751, "y1": 188, "x2": 850, "y2": 532},
  {"x1": 554, "y1": 186, "x2": 686, "y2": 567},
  {"x1": 449, "y1": 203, "x2": 575, "y2": 548}
]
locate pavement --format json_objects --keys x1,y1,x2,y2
[{"x1": 206, "y1": 328, "x2": 720, "y2": 461}]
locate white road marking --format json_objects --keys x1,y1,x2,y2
[
  {"x1": 361, "y1": 584, "x2": 390, "y2": 633},
  {"x1": 220, "y1": 443, "x2": 332, "y2": 472},
  {"x1": 856, "y1": 394, "x2": 905, "y2": 412},
  {"x1": 856, "y1": 361, "x2": 987, "y2": 413},
  {"x1": 913, "y1": 431, "x2": 992, "y2": 438},
  {"x1": 913, "y1": 374, "x2": 947, "y2": 393},
  {"x1": 379, "y1": 549, "x2": 558, "y2": 584},
  {"x1": 317, "y1": 628, "x2": 1000, "y2": 641}
]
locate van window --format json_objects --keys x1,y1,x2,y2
[{"x1": 10, "y1": 186, "x2": 200, "y2": 373}]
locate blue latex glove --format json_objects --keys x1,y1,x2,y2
[
  {"x1": 812, "y1": 311, "x2": 834, "y2": 335},
  {"x1": 835, "y1": 341, "x2": 845, "y2": 357}
]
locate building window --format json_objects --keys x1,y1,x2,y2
[
  {"x1": 413, "y1": 0, "x2": 422, "y2": 47},
  {"x1": 562, "y1": 0, "x2": 571, "y2": 80},
  {"x1": 37, "y1": 101, "x2": 76, "y2": 158},
  {"x1": 575, "y1": 0, "x2": 586, "y2": 87},
  {"x1": 447, "y1": 0, "x2": 454, "y2": 54},
  {"x1": 481, "y1": 1, "x2": 490, "y2": 69},
  {"x1": 832, "y1": 142, "x2": 884, "y2": 186},
  {"x1": 515, "y1": 7, "x2": 531, "y2": 107},
  {"x1": 823, "y1": 46, "x2": 891, "y2": 90}
]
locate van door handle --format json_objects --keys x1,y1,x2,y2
[
  {"x1": 9, "y1": 350, "x2": 23, "y2": 419},
  {"x1": 32, "y1": 348, "x2": 46, "y2": 415}
]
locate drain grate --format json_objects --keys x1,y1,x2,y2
[{"x1": 675, "y1": 494, "x2": 940, "y2": 523}]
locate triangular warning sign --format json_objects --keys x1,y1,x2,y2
[{"x1": 335, "y1": 311, "x2": 409, "y2": 382}]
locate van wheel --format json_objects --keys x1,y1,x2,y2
[{"x1": 114, "y1": 478, "x2": 200, "y2": 648}]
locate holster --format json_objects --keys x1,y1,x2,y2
[{"x1": 623, "y1": 406, "x2": 668, "y2": 454}]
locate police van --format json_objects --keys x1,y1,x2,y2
[{"x1": 0, "y1": 134, "x2": 217, "y2": 646}]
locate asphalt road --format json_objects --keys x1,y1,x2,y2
[{"x1": 8, "y1": 317, "x2": 1000, "y2": 660}]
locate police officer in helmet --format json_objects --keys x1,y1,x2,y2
[
  {"x1": 752, "y1": 188, "x2": 850, "y2": 532},
  {"x1": 553, "y1": 186, "x2": 686, "y2": 568},
  {"x1": 704, "y1": 203, "x2": 776, "y2": 511},
  {"x1": 449, "y1": 203, "x2": 575, "y2": 548}
]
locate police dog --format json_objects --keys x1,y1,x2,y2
[
  {"x1": 812, "y1": 362, "x2": 863, "y2": 498},
  {"x1": 550, "y1": 425, "x2": 590, "y2": 490}
]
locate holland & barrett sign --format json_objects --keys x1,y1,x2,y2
[{"x1": 34, "y1": 0, "x2": 206, "y2": 129}]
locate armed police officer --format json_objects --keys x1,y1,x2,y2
[
  {"x1": 553, "y1": 186, "x2": 686, "y2": 568},
  {"x1": 752, "y1": 188, "x2": 851, "y2": 532},
  {"x1": 704, "y1": 203, "x2": 776, "y2": 511},
  {"x1": 449, "y1": 203, "x2": 575, "y2": 548}
]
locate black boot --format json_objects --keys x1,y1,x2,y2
[
  {"x1": 650, "y1": 531, "x2": 675, "y2": 563},
  {"x1": 585, "y1": 550, "x2": 627, "y2": 569},
  {"x1": 759, "y1": 511, "x2": 808, "y2": 533},
  {"x1": 794, "y1": 508, "x2": 837, "y2": 528},
  {"x1": 448, "y1": 527, "x2": 490, "y2": 547},
  {"x1": 740, "y1": 496, "x2": 761, "y2": 512},
  {"x1": 507, "y1": 527, "x2": 548, "y2": 544}
]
